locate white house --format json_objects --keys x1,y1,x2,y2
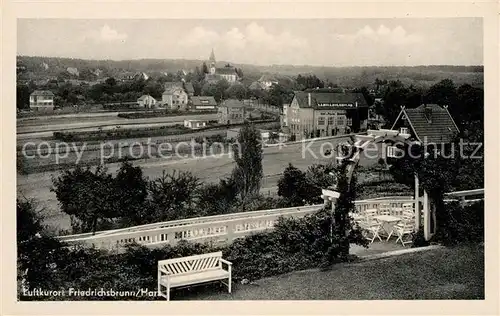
[
  {"x1": 184, "y1": 119, "x2": 209, "y2": 129},
  {"x1": 29, "y1": 90, "x2": 55, "y2": 110},
  {"x1": 137, "y1": 95, "x2": 157, "y2": 108}
]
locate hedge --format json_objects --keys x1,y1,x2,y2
[{"x1": 19, "y1": 208, "x2": 368, "y2": 301}]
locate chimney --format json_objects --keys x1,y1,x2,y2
[{"x1": 308, "y1": 93, "x2": 311, "y2": 106}]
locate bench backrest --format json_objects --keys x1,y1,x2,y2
[{"x1": 158, "y1": 251, "x2": 222, "y2": 275}]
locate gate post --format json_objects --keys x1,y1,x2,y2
[
  {"x1": 423, "y1": 190, "x2": 431, "y2": 240},
  {"x1": 414, "y1": 174, "x2": 420, "y2": 231}
]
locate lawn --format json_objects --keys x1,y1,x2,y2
[{"x1": 174, "y1": 245, "x2": 484, "y2": 300}]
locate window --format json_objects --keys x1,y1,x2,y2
[
  {"x1": 337, "y1": 115, "x2": 346, "y2": 126},
  {"x1": 327, "y1": 117, "x2": 334, "y2": 125},
  {"x1": 400, "y1": 127, "x2": 409, "y2": 135},
  {"x1": 318, "y1": 117, "x2": 325, "y2": 126},
  {"x1": 347, "y1": 118, "x2": 353, "y2": 126}
]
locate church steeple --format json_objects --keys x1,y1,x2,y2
[
  {"x1": 209, "y1": 48, "x2": 216, "y2": 65},
  {"x1": 209, "y1": 48, "x2": 216, "y2": 75}
]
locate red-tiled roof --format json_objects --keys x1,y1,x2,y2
[{"x1": 401, "y1": 104, "x2": 459, "y2": 144}]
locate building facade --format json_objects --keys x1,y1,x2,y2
[
  {"x1": 283, "y1": 91, "x2": 369, "y2": 140},
  {"x1": 217, "y1": 99, "x2": 246, "y2": 125},
  {"x1": 29, "y1": 90, "x2": 55, "y2": 110},
  {"x1": 258, "y1": 74, "x2": 279, "y2": 90},
  {"x1": 137, "y1": 95, "x2": 157, "y2": 108},
  {"x1": 162, "y1": 87, "x2": 188, "y2": 111},
  {"x1": 184, "y1": 119, "x2": 209, "y2": 129},
  {"x1": 190, "y1": 96, "x2": 217, "y2": 111},
  {"x1": 205, "y1": 49, "x2": 240, "y2": 84}
]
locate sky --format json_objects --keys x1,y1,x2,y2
[{"x1": 17, "y1": 18, "x2": 483, "y2": 67}]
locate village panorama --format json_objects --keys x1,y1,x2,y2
[{"x1": 16, "y1": 19, "x2": 485, "y2": 302}]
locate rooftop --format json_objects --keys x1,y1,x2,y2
[
  {"x1": 399, "y1": 104, "x2": 460, "y2": 144},
  {"x1": 30, "y1": 90, "x2": 55, "y2": 97},
  {"x1": 293, "y1": 91, "x2": 368, "y2": 109},
  {"x1": 220, "y1": 99, "x2": 245, "y2": 108},
  {"x1": 191, "y1": 96, "x2": 217, "y2": 106}
]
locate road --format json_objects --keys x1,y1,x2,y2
[{"x1": 17, "y1": 136, "x2": 382, "y2": 232}]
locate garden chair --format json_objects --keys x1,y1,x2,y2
[
  {"x1": 358, "y1": 209, "x2": 382, "y2": 243},
  {"x1": 388, "y1": 210, "x2": 415, "y2": 247},
  {"x1": 378, "y1": 203, "x2": 391, "y2": 216}
]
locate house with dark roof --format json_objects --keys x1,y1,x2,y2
[
  {"x1": 217, "y1": 99, "x2": 246, "y2": 124},
  {"x1": 184, "y1": 82, "x2": 195, "y2": 97},
  {"x1": 29, "y1": 90, "x2": 55, "y2": 110},
  {"x1": 283, "y1": 91, "x2": 370, "y2": 139},
  {"x1": 190, "y1": 96, "x2": 217, "y2": 111},
  {"x1": 391, "y1": 104, "x2": 460, "y2": 144}
]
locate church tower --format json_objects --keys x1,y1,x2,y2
[{"x1": 209, "y1": 48, "x2": 216, "y2": 75}]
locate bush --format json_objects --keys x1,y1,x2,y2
[
  {"x1": 434, "y1": 201, "x2": 484, "y2": 246},
  {"x1": 410, "y1": 226, "x2": 430, "y2": 248}
]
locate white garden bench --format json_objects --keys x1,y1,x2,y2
[{"x1": 157, "y1": 251, "x2": 232, "y2": 300}]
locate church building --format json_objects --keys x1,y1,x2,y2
[{"x1": 205, "y1": 49, "x2": 240, "y2": 84}]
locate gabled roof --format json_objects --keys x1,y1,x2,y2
[
  {"x1": 392, "y1": 104, "x2": 460, "y2": 144},
  {"x1": 184, "y1": 82, "x2": 195, "y2": 94},
  {"x1": 164, "y1": 82, "x2": 183, "y2": 90},
  {"x1": 249, "y1": 81, "x2": 265, "y2": 90},
  {"x1": 163, "y1": 86, "x2": 185, "y2": 95},
  {"x1": 191, "y1": 96, "x2": 217, "y2": 106},
  {"x1": 258, "y1": 74, "x2": 278, "y2": 82},
  {"x1": 293, "y1": 91, "x2": 368, "y2": 109},
  {"x1": 216, "y1": 67, "x2": 238, "y2": 75},
  {"x1": 137, "y1": 94, "x2": 154, "y2": 101},
  {"x1": 220, "y1": 99, "x2": 245, "y2": 108},
  {"x1": 30, "y1": 90, "x2": 54, "y2": 97}
]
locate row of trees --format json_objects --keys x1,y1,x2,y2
[
  {"x1": 376, "y1": 79, "x2": 483, "y2": 127},
  {"x1": 51, "y1": 124, "x2": 264, "y2": 234}
]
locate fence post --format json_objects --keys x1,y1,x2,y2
[
  {"x1": 414, "y1": 173, "x2": 420, "y2": 231},
  {"x1": 423, "y1": 190, "x2": 431, "y2": 240}
]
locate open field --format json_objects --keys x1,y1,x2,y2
[
  {"x1": 177, "y1": 244, "x2": 484, "y2": 300},
  {"x1": 17, "y1": 136, "x2": 382, "y2": 231}
]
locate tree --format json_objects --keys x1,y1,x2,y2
[
  {"x1": 113, "y1": 161, "x2": 149, "y2": 226},
  {"x1": 225, "y1": 83, "x2": 248, "y2": 100},
  {"x1": 214, "y1": 79, "x2": 230, "y2": 102},
  {"x1": 231, "y1": 123, "x2": 263, "y2": 204},
  {"x1": 202, "y1": 62, "x2": 209, "y2": 74},
  {"x1": 277, "y1": 164, "x2": 309, "y2": 206},
  {"x1": 454, "y1": 84, "x2": 483, "y2": 126},
  {"x1": 105, "y1": 77, "x2": 117, "y2": 87},
  {"x1": 142, "y1": 81, "x2": 163, "y2": 99},
  {"x1": 17, "y1": 199, "x2": 66, "y2": 292},
  {"x1": 148, "y1": 170, "x2": 201, "y2": 221},
  {"x1": 426, "y1": 79, "x2": 457, "y2": 106},
  {"x1": 197, "y1": 178, "x2": 239, "y2": 216},
  {"x1": 51, "y1": 165, "x2": 116, "y2": 234},
  {"x1": 17, "y1": 84, "x2": 31, "y2": 110},
  {"x1": 304, "y1": 163, "x2": 336, "y2": 204}
]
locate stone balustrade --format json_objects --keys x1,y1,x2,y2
[{"x1": 60, "y1": 197, "x2": 416, "y2": 251}]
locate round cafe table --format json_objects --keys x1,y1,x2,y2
[{"x1": 373, "y1": 215, "x2": 401, "y2": 241}]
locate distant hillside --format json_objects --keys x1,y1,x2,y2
[{"x1": 17, "y1": 56, "x2": 483, "y2": 88}]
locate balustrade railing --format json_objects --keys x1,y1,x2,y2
[{"x1": 60, "y1": 196, "x2": 418, "y2": 250}]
